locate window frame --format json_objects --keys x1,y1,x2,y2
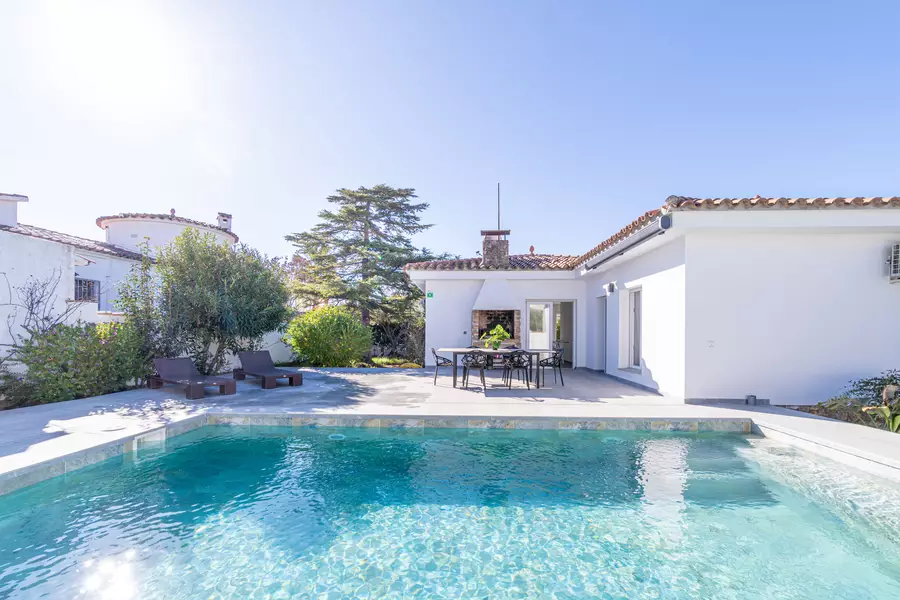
[
  {"x1": 74, "y1": 277, "x2": 100, "y2": 305},
  {"x1": 628, "y1": 288, "x2": 642, "y2": 369}
]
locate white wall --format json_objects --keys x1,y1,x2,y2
[
  {"x1": 259, "y1": 330, "x2": 293, "y2": 364},
  {"x1": 684, "y1": 231, "x2": 900, "y2": 405},
  {"x1": 584, "y1": 237, "x2": 686, "y2": 397},
  {"x1": 0, "y1": 232, "x2": 81, "y2": 357},
  {"x1": 422, "y1": 277, "x2": 588, "y2": 366},
  {"x1": 0, "y1": 202, "x2": 18, "y2": 227},
  {"x1": 103, "y1": 219, "x2": 235, "y2": 255},
  {"x1": 424, "y1": 279, "x2": 483, "y2": 364},
  {"x1": 72, "y1": 253, "x2": 137, "y2": 312}
]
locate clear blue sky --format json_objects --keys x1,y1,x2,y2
[{"x1": 2, "y1": 0, "x2": 899, "y2": 259}]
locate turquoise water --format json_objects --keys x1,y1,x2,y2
[{"x1": 1, "y1": 427, "x2": 899, "y2": 599}]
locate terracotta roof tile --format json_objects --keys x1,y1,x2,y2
[
  {"x1": 666, "y1": 195, "x2": 900, "y2": 210},
  {"x1": 405, "y1": 253, "x2": 578, "y2": 271},
  {"x1": 572, "y1": 208, "x2": 663, "y2": 266},
  {"x1": 95, "y1": 212, "x2": 239, "y2": 242},
  {"x1": 574, "y1": 195, "x2": 900, "y2": 267},
  {"x1": 407, "y1": 194, "x2": 900, "y2": 273},
  {"x1": 0, "y1": 223, "x2": 146, "y2": 260}
]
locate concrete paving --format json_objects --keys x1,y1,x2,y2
[{"x1": 2, "y1": 368, "x2": 899, "y2": 485}]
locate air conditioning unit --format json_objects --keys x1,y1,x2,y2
[{"x1": 891, "y1": 244, "x2": 900, "y2": 282}]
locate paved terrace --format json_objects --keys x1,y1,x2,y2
[{"x1": 2, "y1": 369, "x2": 900, "y2": 491}]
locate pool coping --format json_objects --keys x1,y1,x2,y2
[
  {"x1": 750, "y1": 420, "x2": 900, "y2": 483},
  {"x1": 2, "y1": 409, "x2": 899, "y2": 495}
]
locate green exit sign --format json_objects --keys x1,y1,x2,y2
[{"x1": 426, "y1": 291, "x2": 434, "y2": 298}]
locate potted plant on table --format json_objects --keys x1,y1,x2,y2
[{"x1": 480, "y1": 325, "x2": 511, "y2": 350}]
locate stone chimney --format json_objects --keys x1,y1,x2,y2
[
  {"x1": 217, "y1": 212, "x2": 232, "y2": 231},
  {"x1": 0, "y1": 193, "x2": 28, "y2": 227},
  {"x1": 480, "y1": 229, "x2": 510, "y2": 268}
]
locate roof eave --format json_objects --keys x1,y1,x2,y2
[{"x1": 577, "y1": 214, "x2": 672, "y2": 273}]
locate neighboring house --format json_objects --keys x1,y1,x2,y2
[
  {"x1": 0, "y1": 193, "x2": 290, "y2": 363},
  {"x1": 405, "y1": 196, "x2": 900, "y2": 405}
]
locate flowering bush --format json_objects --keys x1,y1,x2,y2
[{"x1": 0, "y1": 322, "x2": 147, "y2": 406}]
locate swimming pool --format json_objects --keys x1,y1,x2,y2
[{"x1": 0, "y1": 426, "x2": 898, "y2": 599}]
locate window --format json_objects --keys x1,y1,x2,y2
[
  {"x1": 529, "y1": 306, "x2": 545, "y2": 332},
  {"x1": 74, "y1": 278, "x2": 99, "y2": 304},
  {"x1": 629, "y1": 289, "x2": 642, "y2": 368}
]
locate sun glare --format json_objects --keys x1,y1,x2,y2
[{"x1": 25, "y1": 1, "x2": 196, "y2": 127}]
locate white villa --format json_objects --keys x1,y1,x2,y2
[
  {"x1": 406, "y1": 195, "x2": 900, "y2": 405},
  {"x1": 0, "y1": 192, "x2": 289, "y2": 362}
]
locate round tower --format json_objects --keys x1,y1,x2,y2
[{"x1": 95, "y1": 209, "x2": 239, "y2": 255}]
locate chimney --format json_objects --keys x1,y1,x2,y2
[
  {"x1": 481, "y1": 229, "x2": 510, "y2": 268},
  {"x1": 217, "y1": 212, "x2": 232, "y2": 231},
  {"x1": 0, "y1": 193, "x2": 28, "y2": 227}
]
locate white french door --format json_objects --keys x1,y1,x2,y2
[{"x1": 526, "y1": 302, "x2": 553, "y2": 350}]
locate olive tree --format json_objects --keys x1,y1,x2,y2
[{"x1": 127, "y1": 229, "x2": 291, "y2": 375}]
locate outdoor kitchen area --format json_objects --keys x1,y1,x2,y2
[{"x1": 471, "y1": 309, "x2": 521, "y2": 347}]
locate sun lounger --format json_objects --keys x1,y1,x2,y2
[
  {"x1": 149, "y1": 358, "x2": 237, "y2": 400},
  {"x1": 234, "y1": 351, "x2": 303, "y2": 389}
]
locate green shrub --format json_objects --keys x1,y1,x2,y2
[
  {"x1": 0, "y1": 322, "x2": 147, "y2": 406},
  {"x1": 814, "y1": 397, "x2": 881, "y2": 428},
  {"x1": 811, "y1": 370, "x2": 900, "y2": 433},
  {"x1": 284, "y1": 306, "x2": 372, "y2": 367},
  {"x1": 369, "y1": 357, "x2": 422, "y2": 368},
  {"x1": 371, "y1": 356, "x2": 408, "y2": 367},
  {"x1": 845, "y1": 370, "x2": 900, "y2": 404}
]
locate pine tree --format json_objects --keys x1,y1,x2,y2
[{"x1": 286, "y1": 185, "x2": 446, "y2": 325}]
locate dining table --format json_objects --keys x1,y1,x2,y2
[{"x1": 436, "y1": 347, "x2": 551, "y2": 389}]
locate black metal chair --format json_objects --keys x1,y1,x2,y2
[
  {"x1": 539, "y1": 347, "x2": 565, "y2": 387},
  {"x1": 501, "y1": 350, "x2": 531, "y2": 390},
  {"x1": 431, "y1": 348, "x2": 452, "y2": 385},
  {"x1": 461, "y1": 351, "x2": 488, "y2": 390}
]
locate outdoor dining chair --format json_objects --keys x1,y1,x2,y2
[
  {"x1": 501, "y1": 350, "x2": 531, "y2": 390},
  {"x1": 461, "y1": 350, "x2": 488, "y2": 390},
  {"x1": 431, "y1": 348, "x2": 453, "y2": 385},
  {"x1": 539, "y1": 347, "x2": 565, "y2": 387}
]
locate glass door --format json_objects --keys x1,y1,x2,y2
[{"x1": 527, "y1": 302, "x2": 553, "y2": 350}]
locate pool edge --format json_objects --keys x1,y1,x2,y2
[{"x1": 6, "y1": 411, "x2": 900, "y2": 495}]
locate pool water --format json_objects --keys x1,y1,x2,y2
[{"x1": 1, "y1": 426, "x2": 898, "y2": 599}]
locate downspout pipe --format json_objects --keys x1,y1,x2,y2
[{"x1": 584, "y1": 213, "x2": 673, "y2": 272}]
